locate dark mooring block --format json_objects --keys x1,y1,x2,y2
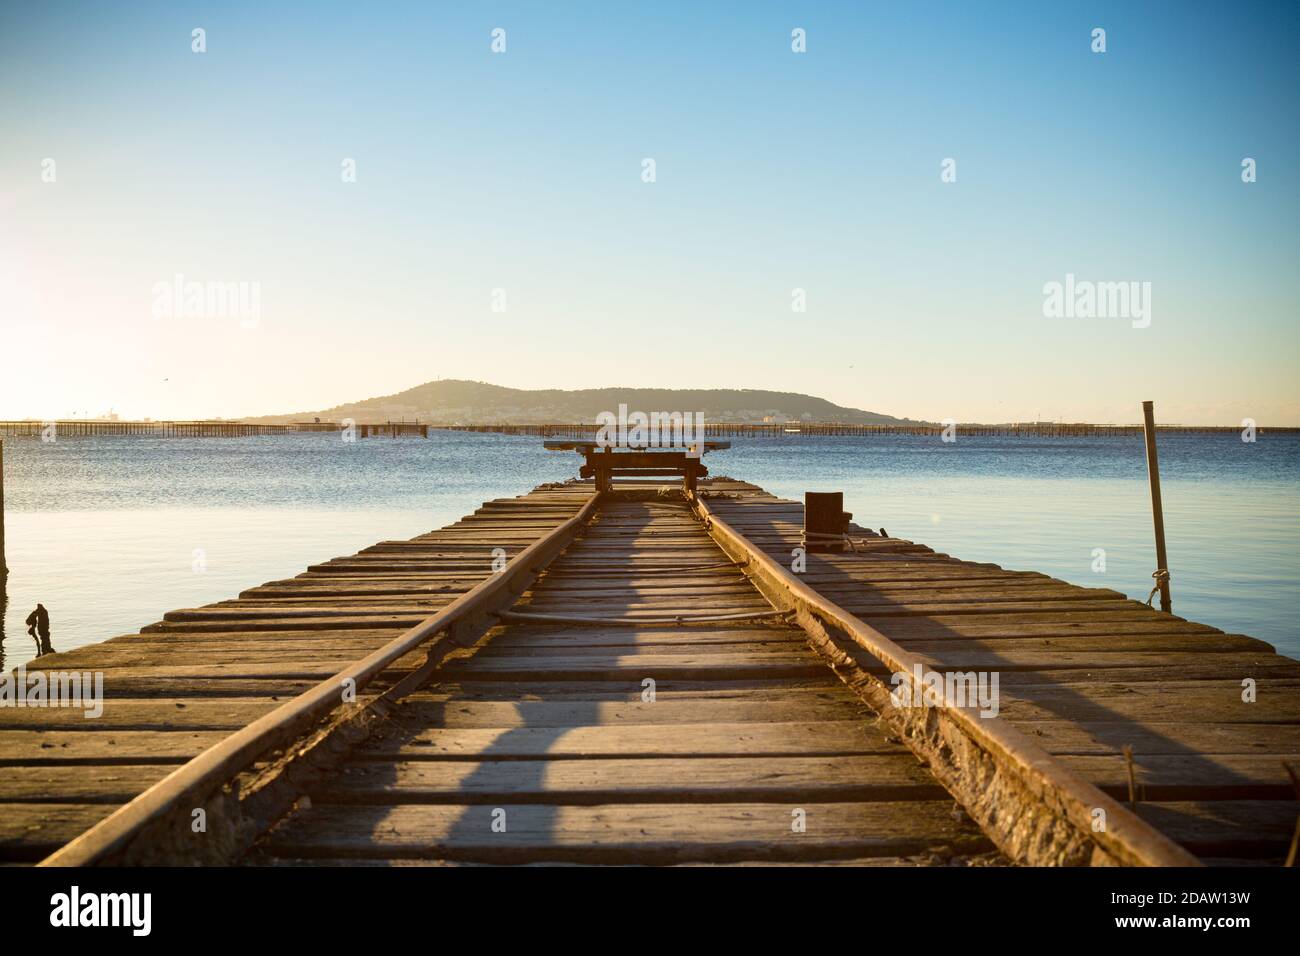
[{"x1": 804, "y1": 491, "x2": 852, "y2": 552}]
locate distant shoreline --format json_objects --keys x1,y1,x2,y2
[{"x1": 3, "y1": 420, "x2": 1298, "y2": 436}]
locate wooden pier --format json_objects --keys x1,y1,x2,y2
[{"x1": 3, "y1": 472, "x2": 1297, "y2": 866}]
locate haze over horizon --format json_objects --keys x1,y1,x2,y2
[{"x1": 2, "y1": 2, "x2": 1297, "y2": 426}]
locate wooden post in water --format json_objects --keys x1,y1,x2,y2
[
  {"x1": 1141, "y1": 400, "x2": 1172, "y2": 613},
  {"x1": 0, "y1": 439, "x2": 6, "y2": 576}
]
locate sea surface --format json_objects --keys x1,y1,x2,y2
[{"x1": 1, "y1": 430, "x2": 1296, "y2": 670}]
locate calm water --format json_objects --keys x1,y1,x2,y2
[{"x1": 1, "y1": 430, "x2": 1297, "y2": 669}]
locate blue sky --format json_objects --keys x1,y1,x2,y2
[{"x1": 1, "y1": 0, "x2": 1296, "y2": 423}]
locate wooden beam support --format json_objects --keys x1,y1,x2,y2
[{"x1": 1141, "y1": 400, "x2": 1173, "y2": 613}]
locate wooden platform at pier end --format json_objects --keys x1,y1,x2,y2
[{"x1": 4, "y1": 477, "x2": 1297, "y2": 866}]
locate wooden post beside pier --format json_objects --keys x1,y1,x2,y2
[
  {"x1": 804, "y1": 491, "x2": 851, "y2": 553},
  {"x1": 1141, "y1": 400, "x2": 1172, "y2": 613},
  {"x1": 0, "y1": 439, "x2": 6, "y2": 576}
]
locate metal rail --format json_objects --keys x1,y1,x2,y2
[
  {"x1": 39, "y1": 490, "x2": 601, "y2": 867},
  {"x1": 688, "y1": 490, "x2": 1202, "y2": 867}
]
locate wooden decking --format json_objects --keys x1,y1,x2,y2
[
  {"x1": 705, "y1": 482, "x2": 1300, "y2": 864},
  {"x1": 252, "y1": 490, "x2": 990, "y2": 865},
  {"x1": 0, "y1": 485, "x2": 590, "y2": 862},
  {"x1": 3, "y1": 476, "x2": 1297, "y2": 866}
]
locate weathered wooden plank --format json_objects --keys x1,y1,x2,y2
[
  {"x1": 842, "y1": 599, "x2": 1151, "y2": 616},
  {"x1": 315, "y1": 755, "x2": 945, "y2": 803},
  {"x1": 24, "y1": 641, "x2": 399, "y2": 668},
  {"x1": 390, "y1": 697, "x2": 871, "y2": 728},
  {"x1": 0, "y1": 804, "x2": 119, "y2": 861},
  {"x1": 475, "y1": 642, "x2": 803, "y2": 659},
  {"x1": 997, "y1": 680, "x2": 1300, "y2": 724},
  {"x1": 1023, "y1": 721, "x2": 1300, "y2": 757},
  {"x1": 902, "y1": 633, "x2": 1272, "y2": 654},
  {"x1": 1059, "y1": 754, "x2": 1300, "y2": 800},
  {"x1": 359, "y1": 721, "x2": 906, "y2": 758},
  {"x1": 443, "y1": 653, "x2": 828, "y2": 681},
  {"x1": 522, "y1": 583, "x2": 761, "y2": 599},
  {"x1": 411, "y1": 679, "x2": 856, "y2": 702},
  {"x1": 0, "y1": 730, "x2": 226, "y2": 765},
  {"x1": 0, "y1": 698, "x2": 278, "y2": 730},
  {"x1": 17, "y1": 662, "x2": 420, "y2": 682},
  {"x1": 481, "y1": 626, "x2": 806, "y2": 649},
  {"x1": 258, "y1": 801, "x2": 989, "y2": 863},
  {"x1": 516, "y1": 598, "x2": 773, "y2": 614},
  {"x1": 106, "y1": 627, "x2": 411, "y2": 645},
  {"x1": 143, "y1": 615, "x2": 428, "y2": 632},
  {"x1": 0, "y1": 766, "x2": 173, "y2": 803},
  {"x1": 975, "y1": 663, "x2": 1300, "y2": 684},
  {"x1": 1134, "y1": 801, "x2": 1298, "y2": 857},
  {"x1": 920, "y1": 650, "x2": 1297, "y2": 673},
  {"x1": 867, "y1": 619, "x2": 1225, "y2": 639}
]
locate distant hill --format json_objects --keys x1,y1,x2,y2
[{"x1": 249, "y1": 380, "x2": 916, "y2": 425}]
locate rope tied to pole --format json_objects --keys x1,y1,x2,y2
[{"x1": 1145, "y1": 568, "x2": 1171, "y2": 607}]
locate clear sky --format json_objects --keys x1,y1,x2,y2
[{"x1": 1, "y1": 1, "x2": 1297, "y2": 424}]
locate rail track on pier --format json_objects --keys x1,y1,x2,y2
[{"x1": 5, "y1": 478, "x2": 1297, "y2": 867}]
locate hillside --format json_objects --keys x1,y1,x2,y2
[{"x1": 249, "y1": 380, "x2": 915, "y2": 425}]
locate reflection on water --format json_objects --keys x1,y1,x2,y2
[{"x1": 1, "y1": 430, "x2": 1297, "y2": 668}]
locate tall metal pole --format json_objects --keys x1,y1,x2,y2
[{"x1": 1141, "y1": 401, "x2": 1171, "y2": 612}]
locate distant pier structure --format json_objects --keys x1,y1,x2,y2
[
  {"x1": 439, "y1": 422, "x2": 1298, "y2": 438},
  {"x1": 0, "y1": 420, "x2": 429, "y2": 438},
  {"x1": 2, "y1": 420, "x2": 1294, "y2": 440}
]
